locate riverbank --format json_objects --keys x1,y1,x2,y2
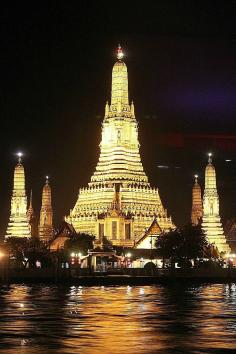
[{"x1": 1, "y1": 267, "x2": 236, "y2": 285}]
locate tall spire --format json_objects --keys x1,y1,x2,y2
[
  {"x1": 91, "y1": 45, "x2": 147, "y2": 184},
  {"x1": 27, "y1": 190, "x2": 34, "y2": 219},
  {"x1": 68, "y1": 46, "x2": 174, "y2": 246},
  {"x1": 205, "y1": 152, "x2": 216, "y2": 189},
  {"x1": 5, "y1": 153, "x2": 31, "y2": 239},
  {"x1": 27, "y1": 190, "x2": 38, "y2": 238},
  {"x1": 202, "y1": 154, "x2": 230, "y2": 254},
  {"x1": 111, "y1": 44, "x2": 129, "y2": 108},
  {"x1": 39, "y1": 176, "x2": 53, "y2": 242},
  {"x1": 191, "y1": 175, "x2": 203, "y2": 226}
]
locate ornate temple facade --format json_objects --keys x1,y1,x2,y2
[
  {"x1": 39, "y1": 177, "x2": 53, "y2": 242},
  {"x1": 191, "y1": 175, "x2": 203, "y2": 226},
  {"x1": 5, "y1": 154, "x2": 31, "y2": 239},
  {"x1": 202, "y1": 154, "x2": 230, "y2": 254},
  {"x1": 67, "y1": 46, "x2": 173, "y2": 246}
]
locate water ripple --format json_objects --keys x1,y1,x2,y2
[{"x1": 0, "y1": 284, "x2": 235, "y2": 353}]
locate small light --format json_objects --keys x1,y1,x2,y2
[
  {"x1": 117, "y1": 44, "x2": 124, "y2": 60},
  {"x1": 126, "y1": 252, "x2": 131, "y2": 258},
  {"x1": 225, "y1": 159, "x2": 232, "y2": 162},
  {"x1": 17, "y1": 152, "x2": 23, "y2": 158},
  {"x1": 78, "y1": 252, "x2": 82, "y2": 258},
  {"x1": 157, "y1": 165, "x2": 169, "y2": 169},
  {"x1": 20, "y1": 303, "x2": 24, "y2": 308},
  {"x1": 71, "y1": 252, "x2": 75, "y2": 257},
  {"x1": 208, "y1": 152, "x2": 212, "y2": 157},
  {"x1": 194, "y1": 174, "x2": 198, "y2": 178}
]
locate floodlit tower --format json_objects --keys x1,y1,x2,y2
[
  {"x1": 27, "y1": 190, "x2": 38, "y2": 237},
  {"x1": 191, "y1": 175, "x2": 203, "y2": 225},
  {"x1": 5, "y1": 153, "x2": 31, "y2": 239},
  {"x1": 39, "y1": 176, "x2": 53, "y2": 242},
  {"x1": 67, "y1": 45, "x2": 173, "y2": 245},
  {"x1": 202, "y1": 153, "x2": 230, "y2": 254}
]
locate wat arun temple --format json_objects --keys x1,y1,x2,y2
[
  {"x1": 66, "y1": 46, "x2": 174, "y2": 246},
  {"x1": 4, "y1": 46, "x2": 231, "y2": 255}
]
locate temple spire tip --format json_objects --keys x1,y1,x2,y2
[
  {"x1": 117, "y1": 44, "x2": 124, "y2": 60},
  {"x1": 17, "y1": 152, "x2": 23, "y2": 163},
  {"x1": 208, "y1": 152, "x2": 212, "y2": 164}
]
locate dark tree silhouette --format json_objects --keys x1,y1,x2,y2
[
  {"x1": 155, "y1": 229, "x2": 182, "y2": 268},
  {"x1": 64, "y1": 233, "x2": 95, "y2": 255},
  {"x1": 156, "y1": 224, "x2": 209, "y2": 269},
  {"x1": 5, "y1": 237, "x2": 52, "y2": 268}
]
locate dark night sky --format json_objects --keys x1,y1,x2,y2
[{"x1": 0, "y1": 2, "x2": 236, "y2": 237}]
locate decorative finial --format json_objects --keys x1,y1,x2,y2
[
  {"x1": 194, "y1": 174, "x2": 198, "y2": 183},
  {"x1": 17, "y1": 152, "x2": 23, "y2": 163},
  {"x1": 208, "y1": 152, "x2": 212, "y2": 164},
  {"x1": 45, "y1": 175, "x2": 49, "y2": 184},
  {"x1": 117, "y1": 44, "x2": 124, "y2": 60}
]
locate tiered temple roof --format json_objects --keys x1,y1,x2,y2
[
  {"x1": 202, "y1": 154, "x2": 230, "y2": 254},
  {"x1": 67, "y1": 46, "x2": 173, "y2": 245}
]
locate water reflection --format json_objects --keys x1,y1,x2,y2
[{"x1": 0, "y1": 284, "x2": 235, "y2": 353}]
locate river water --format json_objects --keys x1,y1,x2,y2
[{"x1": 0, "y1": 283, "x2": 236, "y2": 353}]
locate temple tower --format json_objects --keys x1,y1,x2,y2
[
  {"x1": 27, "y1": 190, "x2": 38, "y2": 237},
  {"x1": 5, "y1": 153, "x2": 31, "y2": 239},
  {"x1": 67, "y1": 46, "x2": 173, "y2": 246},
  {"x1": 202, "y1": 153, "x2": 230, "y2": 254},
  {"x1": 191, "y1": 175, "x2": 203, "y2": 225},
  {"x1": 39, "y1": 176, "x2": 53, "y2": 242}
]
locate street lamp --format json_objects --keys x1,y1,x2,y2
[
  {"x1": 125, "y1": 253, "x2": 132, "y2": 268},
  {"x1": 70, "y1": 252, "x2": 83, "y2": 267}
]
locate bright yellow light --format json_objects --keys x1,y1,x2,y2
[
  {"x1": 71, "y1": 252, "x2": 75, "y2": 257},
  {"x1": 117, "y1": 44, "x2": 124, "y2": 60},
  {"x1": 0, "y1": 251, "x2": 5, "y2": 259},
  {"x1": 78, "y1": 252, "x2": 82, "y2": 258},
  {"x1": 126, "y1": 252, "x2": 131, "y2": 258}
]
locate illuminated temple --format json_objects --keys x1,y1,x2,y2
[
  {"x1": 202, "y1": 154, "x2": 230, "y2": 254},
  {"x1": 67, "y1": 46, "x2": 173, "y2": 246},
  {"x1": 39, "y1": 176, "x2": 53, "y2": 242},
  {"x1": 191, "y1": 175, "x2": 203, "y2": 226},
  {"x1": 5, "y1": 154, "x2": 31, "y2": 239}
]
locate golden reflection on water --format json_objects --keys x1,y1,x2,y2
[{"x1": 0, "y1": 284, "x2": 236, "y2": 353}]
